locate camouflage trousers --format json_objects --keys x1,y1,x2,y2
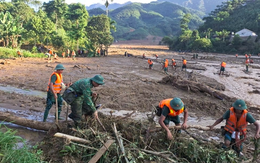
[
  {"x1": 43, "y1": 92, "x2": 62, "y2": 121},
  {"x1": 68, "y1": 95, "x2": 92, "y2": 124}
]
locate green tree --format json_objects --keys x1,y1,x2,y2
[
  {"x1": 86, "y1": 14, "x2": 114, "y2": 55},
  {"x1": 192, "y1": 38, "x2": 212, "y2": 51},
  {"x1": 216, "y1": 29, "x2": 230, "y2": 42},
  {"x1": 66, "y1": 3, "x2": 89, "y2": 50},
  {"x1": 104, "y1": 0, "x2": 113, "y2": 16},
  {"x1": 42, "y1": 0, "x2": 68, "y2": 31}
]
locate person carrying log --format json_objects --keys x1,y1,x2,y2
[
  {"x1": 156, "y1": 97, "x2": 188, "y2": 140},
  {"x1": 181, "y1": 57, "x2": 187, "y2": 71},
  {"x1": 219, "y1": 61, "x2": 226, "y2": 75},
  {"x1": 64, "y1": 75, "x2": 104, "y2": 127},
  {"x1": 171, "y1": 59, "x2": 176, "y2": 70},
  {"x1": 43, "y1": 64, "x2": 72, "y2": 122},
  {"x1": 162, "y1": 59, "x2": 168, "y2": 74},
  {"x1": 208, "y1": 99, "x2": 260, "y2": 156},
  {"x1": 148, "y1": 59, "x2": 153, "y2": 69}
]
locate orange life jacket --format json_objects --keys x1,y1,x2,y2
[
  {"x1": 62, "y1": 52, "x2": 65, "y2": 56},
  {"x1": 17, "y1": 51, "x2": 21, "y2": 55},
  {"x1": 148, "y1": 59, "x2": 153, "y2": 65},
  {"x1": 47, "y1": 72, "x2": 63, "y2": 94},
  {"x1": 49, "y1": 50, "x2": 53, "y2": 55},
  {"x1": 164, "y1": 60, "x2": 168, "y2": 68},
  {"x1": 183, "y1": 59, "x2": 187, "y2": 65},
  {"x1": 172, "y1": 59, "x2": 176, "y2": 66},
  {"x1": 159, "y1": 99, "x2": 184, "y2": 116},
  {"x1": 224, "y1": 107, "x2": 248, "y2": 135},
  {"x1": 235, "y1": 54, "x2": 238, "y2": 57},
  {"x1": 221, "y1": 62, "x2": 226, "y2": 68},
  {"x1": 245, "y1": 59, "x2": 250, "y2": 64}
]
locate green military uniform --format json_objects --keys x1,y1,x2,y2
[{"x1": 68, "y1": 75, "x2": 104, "y2": 126}]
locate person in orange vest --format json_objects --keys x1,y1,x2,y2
[
  {"x1": 62, "y1": 52, "x2": 65, "y2": 58},
  {"x1": 43, "y1": 64, "x2": 72, "y2": 122},
  {"x1": 172, "y1": 59, "x2": 176, "y2": 70},
  {"x1": 219, "y1": 61, "x2": 226, "y2": 75},
  {"x1": 162, "y1": 59, "x2": 168, "y2": 74},
  {"x1": 71, "y1": 50, "x2": 76, "y2": 60},
  {"x1": 148, "y1": 59, "x2": 153, "y2": 69},
  {"x1": 208, "y1": 99, "x2": 260, "y2": 156},
  {"x1": 17, "y1": 50, "x2": 22, "y2": 58},
  {"x1": 48, "y1": 49, "x2": 53, "y2": 56},
  {"x1": 245, "y1": 54, "x2": 248, "y2": 60},
  {"x1": 245, "y1": 58, "x2": 250, "y2": 72},
  {"x1": 157, "y1": 97, "x2": 188, "y2": 140},
  {"x1": 235, "y1": 54, "x2": 238, "y2": 58},
  {"x1": 182, "y1": 57, "x2": 187, "y2": 71}
]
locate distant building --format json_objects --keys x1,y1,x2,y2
[{"x1": 232, "y1": 28, "x2": 258, "y2": 42}]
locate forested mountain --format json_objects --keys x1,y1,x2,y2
[
  {"x1": 88, "y1": 2, "x2": 205, "y2": 40},
  {"x1": 157, "y1": 0, "x2": 226, "y2": 13},
  {"x1": 87, "y1": 0, "x2": 226, "y2": 14},
  {"x1": 86, "y1": 2, "x2": 132, "y2": 10}
]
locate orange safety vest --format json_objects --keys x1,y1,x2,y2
[
  {"x1": 159, "y1": 98, "x2": 184, "y2": 116},
  {"x1": 245, "y1": 59, "x2": 250, "y2": 64},
  {"x1": 148, "y1": 59, "x2": 153, "y2": 65},
  {"x1": 72, "y1": 51, "x2": 75, "y2": 56},
  {"x1": 47, "y1": 72, "x2": 63, "y2": 94},
  {"x1": 224, "y1": 107, "x2": 248, "y2": 135},
  {"x1": 235, "y1": 54, "x2": 238, "y2": 57},
  {"x1": 155, "y1": 55, "x2": 158, "y2": 58},
  {"x1": 183, "y1": 59, "x2": 187, "y2": 65},
  {"x1": 62, "y1": 52, "x2": 65, "y2": 56},
  {"x1": 17, "y1": 51, "x2": 21, "y2": 55},
  {"x1": 164, "y1": 60, "x2": 168, "y2": 68},
  {"x1": 49, "y1": 50, "x2": 53, "y2": 55},
  {"x1": 221, "y1": 62, "x2": 226, "y2": 68}
]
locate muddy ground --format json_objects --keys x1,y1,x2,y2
[{"x1": 1, "y1": 44, "x2": 260, "y2": 162}]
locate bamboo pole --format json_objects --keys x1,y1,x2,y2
[{"x1": 54, "y1": 132, "x2": 91, "y2": 144}]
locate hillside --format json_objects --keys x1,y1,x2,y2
[
  {"x1": 88, "y1": 2, "x2": 205, "y2": 41},
  {"x1": 157, "y1": 0, "x2": 226, "y2": 13},
  {"x1": 87, "y1": 0, "x2": 226, "y2": 14}
]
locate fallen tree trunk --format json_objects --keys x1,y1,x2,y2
[{"x1": 0, "y1": 112, "x2": 57, "y2": 131}]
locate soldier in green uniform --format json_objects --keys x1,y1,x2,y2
[{"x1": 67, "y1": 75, "x2": 104, "y2": 127}]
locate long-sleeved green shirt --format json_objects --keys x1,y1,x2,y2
[{"x1": 70, "y1": 78, "x2": 96, "y2": 112}]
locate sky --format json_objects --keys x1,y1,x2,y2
[{"x1": 40, "y1": 0, "x2": 155, "y2": 7}]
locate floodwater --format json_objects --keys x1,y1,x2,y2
[{"x1": 0, "y1": 85, "x2": 46, "y2": 98}]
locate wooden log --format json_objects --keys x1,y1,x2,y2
[
  {"x1": 54, "y1": 132, "x2": 91, "y2": 144},
  {"x1": 0, "y1": 112, "x2": 57, "y2": 131},
  {"x1": 88, "y1": 140, "x2": 115, "y2": 163}
]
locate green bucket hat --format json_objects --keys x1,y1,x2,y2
[
  {"x1": 91, "y1": 75, "x2": 104, "y2": 85},
  {"x1": 170, "y1": 97, "x2": 184, "y2": 110},
  {"x1": 232, "y1": 99, "x2": 247, "y2": 110},
  {"x1": 55, "y1": 64, "x2": 65, "y2": 70}
]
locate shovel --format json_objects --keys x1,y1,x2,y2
[{"x1": 55, "y1": 98, "x2": 58, "y2": 124}]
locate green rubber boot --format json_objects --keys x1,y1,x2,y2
[{"x1": 43, "y1": 111, "x2": 49, "y2": 122}]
